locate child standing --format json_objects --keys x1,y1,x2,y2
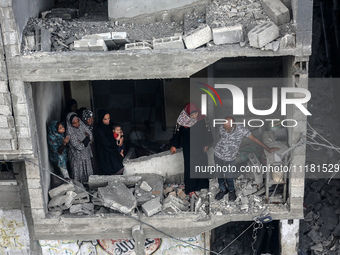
[{"x1": 112, "y1": 123, "x2": 124, "y2": 157}]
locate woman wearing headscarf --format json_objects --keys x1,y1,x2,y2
[
  {"x1": 80, "y1": 108, "x2": 99, "y2": 173},
  {"x1": 169, "y1": 103, "x2": 213, "y2": 196},
  {"x1": 95, "y1": 109, "x2": 124, "y2": 175},
  {"x1": 66, "y1": 112, "x2": 93, "y2": 184},
  {"x1": 47, "y1": 120, "x2": 70, "y2": 180}
]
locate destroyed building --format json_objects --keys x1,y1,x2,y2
[{"x1": 0, "y1": 0, "x2": 315, "y2": 254}]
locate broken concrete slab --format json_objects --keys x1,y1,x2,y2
[
  {"x1": 248, "y1": 22, "x2": 279, "y2": 48},
  {"x1": 142, "y1": 197, "x2": 162, "y2": 217},
  {"x1": 183, "y1": 25, "x2": 212, "y2": 49},
  {"x1": 49, "y1": 183, "x2": 75, "y2": 198},
  {"x1": 69, "y1": 203, "x2": 94, "y2": 215},
  {"x1": 98, "y1": 181, "x2": 137, "y2": 214},
  {"x1": 260, "y1": 0, "x2": 290, "y2": 26},
  {"x1": 212, "y1": 24, "x2": 243, "y2": 45},
  {"x1": 89, "y1": 175, "x2": 142, "y2": 189},
  {"x1": 111, "y1": 32, "x2": 129, "y2": 44},
  {"x1": 134, "y1": 174, "x2": 164, "y2": 205},
  {"x1": 153, "y1": 36, "x2": 184, "y2": 50},
  {"x1": 125, "y1": 42, "x2": 153, "y2": 50}
]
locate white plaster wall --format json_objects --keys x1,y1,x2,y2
[
  {"x1": 12, "y1": 0, "x2": 54, "y2": 40},
  {"x1": 32, "y1": 82, "x2": 63, "y2": 204},
  {"x1": 108, "y1": 0, "x2": 207, "y2": 19}
]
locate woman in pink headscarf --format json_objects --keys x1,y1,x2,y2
[{"x1": 169, "y1": 103, "x2": 213, "y2": 197}]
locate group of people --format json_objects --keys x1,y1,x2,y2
[
  {"x1": 48, "y1": 98, "x2": 276, "y2": 201},
  {"x1": 170, "y1": 103, "x2": 278, "y2": 202},
  {"x1": 48, "y1": 99, "x2": 125, "y2": 184}
]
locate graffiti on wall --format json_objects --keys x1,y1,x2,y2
[
  {"x1": 0, "y1": 209, "x2": 30, "y2": 254},
  {"x1": 39, "y1": 233, "x2": 208, "y2": 255}
]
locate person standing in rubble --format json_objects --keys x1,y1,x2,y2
[
  {"x1": 66, "y1": 112, "x2": 93, "y2": 184},
  {"x1": 95, "y1": 109, "x2": 124, "y2": 175},
  {"x1": 170, "y1": 103, "x2": 213, "y2": 197},
  {"x1": 214, "y1": 116, "x2": 278, "y2": 201},
  {"x1": 47, "y1": 120, "x2": 70, "y2": 180}
]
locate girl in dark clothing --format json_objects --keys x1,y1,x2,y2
[
  {"x1": 170, "y1": 103, "x2": 213, "y2": 196},
  {"x1": 95, "y1": 109, "x2": 124, "y2": 175}
]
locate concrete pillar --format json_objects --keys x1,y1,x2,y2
[
  {"x1": 280, "y1": 219, "x2": 299, "y2": 255},
  {"x1": 132, "y1": 225, "x2": 145, "y2": 255}
]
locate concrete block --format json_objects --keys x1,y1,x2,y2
[
  {"x1": 0, "y1": 92, "x2": 11, "y2": 105},
  {"x1": 98, "y1": 181, "x2": 137, "y2": 214},
  {"x1": 248, "y1": 22, "x2": 279, "y2": 48},
  {"x1": 125, "y1": 42, "x2": 153, "y2": 50},
  {"x1": 4, "y1": 44, "x2": 20, "y2": 57},
  {"x1": 41, "y1": 28, "x2": 51, "y2": 52},
  {"x1": 28, "y1": 188, "x2": 45, "y2": 209},
  {"x1": 0, "y1": 115, "x2": 9, "y2": 128},
  {"x1": 0, "y1": 139, "x2": 13, "y2": 150},
  {"x1": 49, "y1": 183, "x2": 75, "y2": 198},
  {"x1": 48, "y1": 191, "x2": 77, "y2": 210},
  {"x1": 1, "y1": 18, "x2": 17, "y2": 32},
  {"x1": 0, "y1": 7, "x2": 15, "y2": 22},
  {"x1": 14, "y1": 116, "x2": 29, "y2": 127},
  {"x1": 0, "y1": 80, "x2": 8, "y2": 93},
  {"x1": 16, "y1": 127, "x2": 31, "y2": 139},
  {"x1": 25, "y1": 158, "x2": 40, "y2": 179},
  {"x1": 3, "y1": 31, "x2": 18, "y2": 45},
  {"x1": 280, "y1": 34, "x2": 296, "y2": 49},
  {"x1": 9, "y1": 80, "x2": 27, "y2": 104},
  {"x1": 212, "y1": 24, "x2": 244, "y2": 45},
  {"x1": 163, "y1": 195, "x2": 189, "y2": 211},
  {"x1": 153, "y1": 36, "x2": 184, "y2": 50},
  {"x1": 0, "y1": 128, "x2": 16, "y2": 139},
  {"x1": 88, "y1": 38, "x2": 108, "y2": 51},
  {"x1": 74, "y1": 39, "x2": 91, "y2": 51},
  {"x1": 14, "y1": 103, "x2": 28, "y2": 116},
  {"x1": 27, "y1": 178, "x2": 42, "y2": 189},
  {"x1": 261, "y1": 0, "x2": 290, "y2": 25},
  {"x1": 0, "y1": 104, "x2": 12, "y2": 116},
  {"x1": 89, "y1": 175, "x2": 142, "y2": 189},
  {"x1": 111, "y1": 32, "x2": 129, "y2": 44},
  {"x1": 83, "y1": 33, "x2": 112, "y2": 40},
  {"x1": 69, "y1": 203, "x2": 94, "y2": 215},
  {"x1": 73, "y1": 192, "x2": 90, "y2": 204},
  {"x1": 18, "y1": 138, "x2": 33, "y2": 150},
  {"x1": 183, "y1": 25, "x2": 212, "y2": 49},
  {"x1": 141, "y1": 197, "x2": 161, "y2": 217}
]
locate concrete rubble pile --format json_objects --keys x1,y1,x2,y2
[
  {"x1": 299, "y1": 179, "x2": 340, "y2": 255},
  {"x1": 22, "y1": 0, "x2": 295, "y2": 53},
  {"x1": 47, "y1": 173, "x2": 209, "y2": 218}
]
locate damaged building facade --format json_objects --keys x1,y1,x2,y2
[{"x1": 0, "y1": 0, "x2": 312, "y2": 254}]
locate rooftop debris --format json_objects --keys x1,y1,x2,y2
[{"x1": 22, "y1": 0, "x2": 295, "y2": 54}]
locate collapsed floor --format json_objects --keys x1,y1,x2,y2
[{"x1": 22, "y1": 0, "x2": 295, "y2": 54}]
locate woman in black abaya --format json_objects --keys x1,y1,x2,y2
[
  {"x1": 169, "y1": 103, "x2": 213, "y2": 196},
  {"x1": 95, "y1": 109, "x2": 124, "y2": 175}
]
